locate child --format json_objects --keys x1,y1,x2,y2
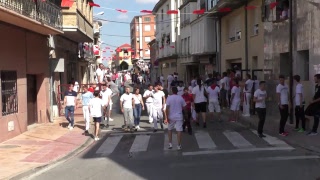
[
  {"x1": 89, "y1": 91, "x2": 105, "y2": 141},
  {"x1": 230, "y1": 79, "x2": 241, "y2": 122},
  {"x1": 253, "y1": 81, "x2": 267, "y2": 138}
]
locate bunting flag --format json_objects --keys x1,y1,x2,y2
[
  {"x1": 89, "y1": 2, "x2": 100, "y2": 7},
  {"x1": 116, "y1": 9, "x2": 128, "y2": 13},
  {"x1": 141, "y1": 10, "x2": 153, "y2": 14},
  {"x1": 167, "y1": 10, "x2": 178, "y2": 14},
  {"x1": 61, "y1": 0, "x2": 74, "y2": 7},
  {"x1": 105, "y1": 47, "x2": 110, "y2": 49},
  {"x1": 93, "y1": 45, "x2": 100, "y2": 55},
  {"x1": 269, "y1": 2, "x2": 279, "y2": 9},
  {"x1": 245, "y1": 6, "x2": 257, "y2": 10},
  {"x1": 170, "y1": 45, "x2": 175, "y2": 48},
  {"x1": 218, "y1": 7, "x2": 232, "y2": 12},
  {"x1": 193, "y1": 9, "x2": 205, "y2": 14},
  {"x1": 110, "y1": 50, "x2": 113, "y2": 52},
  {"x1": 103, "y1": 50, "x2": 106, "y2": 52}
]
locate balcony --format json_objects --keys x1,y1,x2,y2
[
  {"x1": 0, "y1": 0, "x2": 63, "y2": 35},
  {"x1": 62, "y1": 3, "x2": 93, "y2": 42}
]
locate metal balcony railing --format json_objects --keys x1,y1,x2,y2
[{"x1": 0, "y1": 0, "x2": 62, "y2": 30}]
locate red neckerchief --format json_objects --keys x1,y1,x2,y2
[{"x1": 211, "y1": 84, "x2": 217, "y2": 90}]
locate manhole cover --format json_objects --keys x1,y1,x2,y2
[{"x1": 0, "y1": 145, "x2": 20, "y2": 149}]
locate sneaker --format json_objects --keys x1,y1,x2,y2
[
  {"x1": 298, "y1": 128, "x2": 305, "y2": 133},
  {"x1": 203, "y1": 123, "x2": 207, "y2": 128},
  {"x1": 177, "y1": 145, "x2": 182, "y2": 150},
  {"x1": 84, "y1": 130, "x2": 89, "y2": 134},
  {"x1": 67, "y1": 123, "x2": 71, "y2": 128},
  {"x1": 258, "y1": 134, "x2": 266, "y2": 138},
  {"x1": 168, "y1": 143, "x2": 173, "y2": 149},
  {"x1": 69, "y1": 126, "x2": 74, "y2": 130},
  {"x1": 104, "y1": 124, "x2": 109, "y2": 129},
  {"x1": 279, "y1": 132, "x2": 288, "y2": 136},
  {"x1": 153, "y1": 129, "x2": 158, "y2": 133},
  {"x1": 307, "y1": 131, "x2": 318, "y2": 136},
  {"x1": 94, "y1": 137, "x2": 100, "y2": 141},
  {"x1": 109, "y1": 118, "x2": 114, "y2": 122}
]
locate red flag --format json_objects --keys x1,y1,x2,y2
[
  {"x1": 141, "y1": 10, "x2": 153, "y2": 14},
  {"x1": 89, "y1": 2, "x2": 100, "y2": 7},
  {"x1": 193, "y1": 9, "x2": 205, "y2": 14},
  {"x1": 116, "y1": 9, "x2": 128, "y2": 13},
  {"x1": 218, "y1": 7, "x2": 231, "y2": 12},
  {"x1": 167, "y1": 10, "x2": 178, "y2": 14},
  {"x1": 93, "y1": 45, "x2": 99, "y2": 55},
  {"x1": 170, "y1": 45, "x2": 175, "y2": 48},
  {"x1": 269, "y1": 2, "x2": 278, "y2": 9},
  {"x1": 245, "y1": 6, "x2": 257, "y2": 10},
  {"x1": 61, "y1": 0, "x2": 73, "y2": 7}
]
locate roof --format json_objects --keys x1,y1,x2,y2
[
  {"x1": 118, "y1": 43, "x2": 131, "y2": 48},
  {"x1": 152, "y1": 0, "x2": 167, "y2": 13}
]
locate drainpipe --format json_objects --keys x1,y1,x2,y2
[
  {"x1": 218, "y1": 17, "x2": 222, "y2": 73},
  {"x1": 49, "y1": 55, "x2": 53, "y2": 123},
  {"x1": 244, "y1": 1, "x2": 249, "y2": 70},
  {"x1": 288, "y1": 0, "x2": 294, "y2": 124},
  {"x1": 215, "y1": 19, "x2": 218, "y2": 73}
]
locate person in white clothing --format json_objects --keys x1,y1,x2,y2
[
  {"x1": 177, "y1": 82, "x2": 184, "y2": 96},
  {"x1": 276, "y1": 75, "x2": 290, "y2": 136},
  {"x1": 81, "y1": 86, "x2": 93, "y2": 134},
  {"x1": 143, "y1": 84, "x2": 154, "y2": 123},
  {"x1": 88, "y1": 91, "x2": 105, "y2": 141},
  {"x1": 293, "y1": 75, "x2": 305, "y2": 132},
  {"x1": 192, "y1": 79, "x2": 207, "y2": 128},
  {"x1": 152, "y1": 83, "x2": 166, "y2": 132},
  {"x1": 243, "y1": 74, "x2": 254, "y2": 117},
  {"x1": 166, "y1": 87, "x2": 186, "y2": 150},
  {"x1": 120, "y1": 86, "x2": 135, "y2": 131},
  {"x1": 100, "y1": 82, "x2": 112, "y2": 128},
  {"x1": 133, "y1": 88, "x2": 145, "y2": 130},
  {"x1": 220, "y1": 72, "x2": 230, "y2": 108},
  {"x1": 95, "y1": 64, "x2": 104, "y2": 85},
  {"x1": 206, "y1": 81, "x2": 221, "y2": 121},
  {"x1": 167, "y1": 74, "x2": 174, "y2": 93},
  {"x1": 230, "y1": 79, "x2": 241, "y2": 122},
  {"x1": 253, "y1": 81, "x2": 267, "y2": 138}
]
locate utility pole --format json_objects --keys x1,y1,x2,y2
[{"x1": 289, "y1": 0, "x2": 294, "y2": 124}]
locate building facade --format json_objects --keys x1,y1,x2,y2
[
  {"x1": 153, "y1": 0, "x2": 183, "y2": 84},
  {"x1": 130, "y1": 14, "x2": 156, "y2": 64},
  {"x1": 0, "y1": 0, "x2": 63, "y2": 142},
  {"x1": 114, "y1": 43, "x2": 133, "y2": 71}
]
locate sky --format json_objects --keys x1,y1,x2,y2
[{"x1": 93, "y1": 0, "x2": 158, "y2": 63}]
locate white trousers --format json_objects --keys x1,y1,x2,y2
[
  {"x1": 243, "y1": 93, "x2": 251, "y2": 116},
  {"x1": 146, "y1": 103, "x2": 153, "y2": 123},
  {"x1": 82, "y1": 106, "x2": 90, "y2": 130},
  {"x1": 153, "y1": 107, "x2": 163, "y2": 129}
]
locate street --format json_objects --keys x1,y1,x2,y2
[{"x1": 29, "y1": 107, "x2": 320, "y2": 180}]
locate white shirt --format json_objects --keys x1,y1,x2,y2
[
  {"x1": 160, "y1": 76, "x2": 164, "y2": 84},
  {"x1": 231, "y1": 86, "x2": 241, "y2": 102},
  {"x1": 143, "y1": 89, "x2": 154, "y2": 103},
  {"x1": 207, "y1": 86, "x2": 220, "y2": 102},
  {"x1": 152, "y1": 90, "x2": 165, "y2": 108},
  {"x1": 245, "y1": 79, "x2": 254, "y2": 93},
  {"x1": 133, "y1": 94, "x2": 142, "y2": 104},
  {"x1": 89, "y1": 98, "x2": 104, "y2": 117},
  {"x1": 221, "y1": 77, "x2": 230, "y2": 90},
  {"x1": 96, "y1": 68, "x2": 104, "y2": 83},
  {"x1": 192, "y1": 85, "x2": 207, "y2": 103},
  {"x1": 120, "y1": 93, "x2": 133, "y2": 109},
  {"x1": 177, "y1": 86, "x2": 184, "y2": 96},
  {"x1": 254, "y1": 89, "x2": 267, "y2": 108},
  {"x1": 295, "y1": 83, "x2": 304, "y2": 106},
  {"x1": 166, "y1": 94, "x2": 186, "y2": 120},
  {"x1": 138, "y1": 76, "x2": 143, "y2": 82},
  {"x1": 100, "y1": 88, "x2": 112, "y2": 105},
  {"x1": 188, "y1": 86, "x2": 193, "y2": 93},
  {"x1": 73, "y1": 81, "x2": 79, "y2": 92},
  {"x1": 191, "y1": 79, "x2": 197, "y2": 87},
  {"x1": 167, "y1": 75, "x2": 174, "y2": 83},
  {"x1": 276, "y1": 84, "x2": 289, "y2": 105}
]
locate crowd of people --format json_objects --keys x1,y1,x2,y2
[{"x1": 62, "y1": 64, "x2": 320, "y2": 147}]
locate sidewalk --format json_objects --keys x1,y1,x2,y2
[{"x1": 0, "y1": 108, "x2": 92, "y2": 180}]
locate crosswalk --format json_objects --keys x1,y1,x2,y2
[{"x1": 95, "y1": 129, "x2": 294, "y2": 157}]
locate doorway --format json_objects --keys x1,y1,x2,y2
[{"x1": 27, "y1": 75, "x2": 37, "y2": 125}]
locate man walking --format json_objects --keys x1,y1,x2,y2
[
  {"x1": 243, "y1": 74, "x2": 253, "y2": 117},
  {"x1": 152, "y1": 83, "x2": 166, "y2": 132},
  {"x1": 143, "y1": 84, "x2": 154, "y2": 124},
  {"x1": 120, "y1": 86, "x2": 135, "y2": 131},
  {"x1": 293, "y1": 75, "x2": 305, "y2": 132},
  {"x1": 182, "y1": 87, "x2": 193, "y2": 135},
  {"x1": 81, "y1": 86, "x2": 93, "y2": 134},
  {"x1": 100, "y1": 82, "x2": 112, "y2": 128},
  {"x1": 107, "y1": 77, "x2": 120, "y2": 121},
  {"x1": 206, "y1": 80, "x2": 222, "y2": 122},
  {"x1": 64, "y1": 83, "x2": 77, "y2": 130},
  {"x1": 253, "y1": 81, "x2": 267, "y2": 138},
  {"x1": 307, "y1": 74, "x2": 320, "y2": 136},
  {"x1": 276, "y1": 75, "x2": 290, "y2": 136},
  {"x1": 166, "y1": 87, "x2": 186, "y2": 150}
]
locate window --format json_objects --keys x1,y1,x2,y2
[
  {"x1": 251, "y1": 8, "x2": 259, "y2": 35},
  {"x1": 161, "y1": 9, "x2": 164, "y2": 20},
  {"x1": 145, "y1": 36, "x2": 151, "y2": 42},
  {"x1": 136, "y1": 25, "x2": 139, "y2": 31},
  {"x1": 144, "y1": 25, "x2": 151, "y2": 31},
  {"x1": 154, "y1": 25, "x2": 156, "y2": 30},
  {"x1": 181, "y1": 39, "x2": 184, "y2": 55},
  {"x1": 187, "y1": 37, "x2": 190, "y2": 54},
  {"x1": 171, "y1": 62, "x2": 177, "y2": 68},
  {"x1": 1, "y1": 71, "x2": 18, "y2": 116},
  {"x1": 236, "y1": 30, "x2": 241, "y2": 40},
  {"x1": 262, "y1": 0, "x2": 289, "y2": 22},
  {"x1": 144, "y1": 17, "x2": 151, "y2": 22},
  {"x1": 253, "y1": 24, "x2": 259, "y2": 35},
  {"x1": 228, "y1": 16, "x2": 241, "y2": 42},
  {"x1": 145, "y1": 49, "x2": 150, "y2": 55}
]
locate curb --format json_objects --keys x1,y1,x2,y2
[{"x1": 10, "y1": 137, "x2": 94, "y2": 180}]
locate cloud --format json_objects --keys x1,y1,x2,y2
[
  {"x1": 117, "y1": 13, "x2": 129, "y2": 20},
  {"x1": 135, "y1": 0, "x2": 158, "y2": 4}
]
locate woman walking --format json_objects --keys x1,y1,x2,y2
[
  {"x1": 192, "y1": 78, "x2": 208, "y2": 128},
  {"x1": 133, "y1": 88, "x2": 145, "y2": 130}
]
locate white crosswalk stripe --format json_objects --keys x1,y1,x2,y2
[
  {"x1": 223, "y1": 131, "x2": 255, "y2": 149},
  {"x1": 130, "y1": 135, "x2": 150, "y2": 152},
  {"x1": 95, "y1": 130, "x2": 293, "y2": 156}
]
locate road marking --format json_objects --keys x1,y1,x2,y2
[
  {"x1": 250, "y1": 130, "x2": 291, "y2": 147},
  {"x1": 96, "y1": 135, "x2": 123, "y2": 155},
  {"x1": 164, "y1": 133, "x2": 178, "y2": 150},
  {"x1": 194, "y1": 131, "x2": 217, "y2": 149},
  {"x1": 109, "y1": 131, "x2": 164, "y2": 136},
  {"x1": 256, "y1": 155, "x2": 320, "y2": 161},
  {"x1": 183, "y1": 146, "x2": 295, "y2": 156},
  {"x1": 129, "y1": 135, "x2": 150, "y2": 152},
  {"x1": 223, "y1": 131, "x2": 254, "y2": 149}
]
